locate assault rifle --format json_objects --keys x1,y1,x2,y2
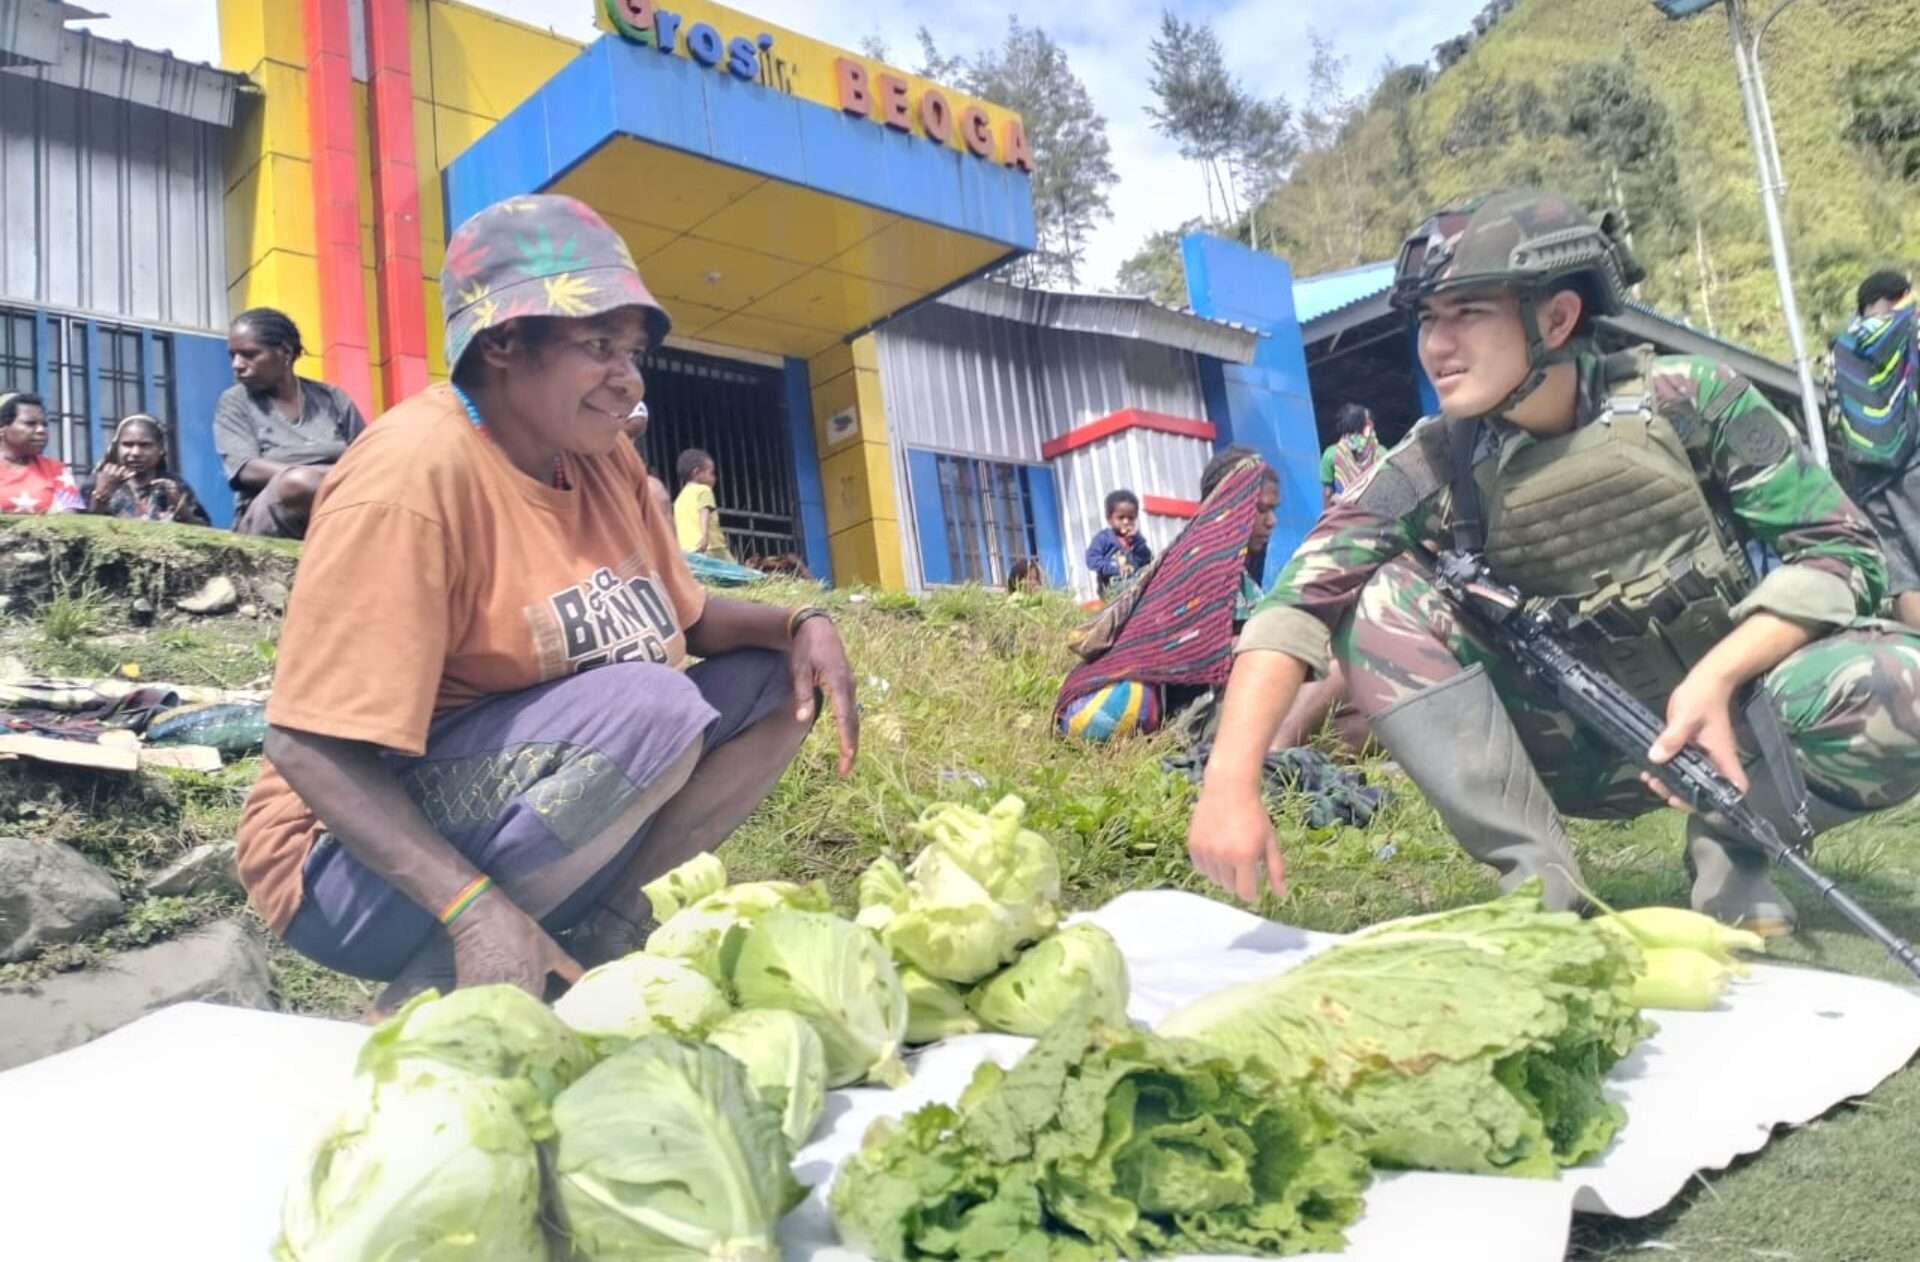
[{"x1": 1430, "y1": 548, "x2": 1920, "y2": 981}]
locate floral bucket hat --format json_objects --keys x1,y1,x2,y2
[{"x1": 441, "y1": 194, "x2": 671, "y2": 375}]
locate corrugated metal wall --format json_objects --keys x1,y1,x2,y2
[
  {"x1": 876, "y1": 303, "x2": 1049, "y2": 463},
  {"x1": 1053, "y1": 429, "x2": 1214, "y2": 600},
  {"x1": 876, "y1": 302, "x2": 1210, "y2": 591},
  {"x1": 877, "y1": 303, "x2": 1208, "y2": 461},
  {"x1": 0, "y1": 74, "x2": 227, "y2": 331}
]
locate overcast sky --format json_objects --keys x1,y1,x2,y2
[{"x1": 77, "y1": 0, "x2": 1490, "y2": 289}]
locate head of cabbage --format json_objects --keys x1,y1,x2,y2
[
  {"x1": 550, "y1": 1036, "x2": 806, "y2": 1262},
  {"x1": 707, "y1": 1009, "x2": 829, "y2": 1152},
  {"x1": 731, "y1": 908, "x2": 911, "y2": 1088},
  {"x1": 642, "y1": 852, "x2": 729, "y2": 923},
  {"x1": 967, "y1": 922, "x2": 1131, "y2": 1037},
  {"x1": 553, "y1": 951, "x2": 731, "y2": 1048},
  {"x1": 277, "y1": 1065, "x2": 546, "y2": 1262},
  {"x1": 856, "y1": 795, "x2": 1062, "y2": 985},
  {"x1": 647, "y1": 879, "x2": 832, "y2": 988},
  {"x1": 899, "y1": 965, "x2": 980, "y2": 1044},
  {"x1": 355, "y1": 984, "x2": 592, "y2": 1134}
]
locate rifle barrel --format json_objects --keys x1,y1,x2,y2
[{"x1": 1435, "y1": 552, "x2": 1920, "y2": 982}]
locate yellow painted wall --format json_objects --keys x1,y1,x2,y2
[
  {"x1": 220, "y1": 0, "x2": 919, "y2": 589},
  {"x1": 218, "y1": 0, "x2": 324, "y2": 385},
  {"x1": 808, "y1": 334, "x2": 902, "y2": 588},
  {"x1": 220, "y1": 0, "x2": 581, "y2": 398},
  {"x1": 409, "y1": 0, "x2": 582, "y2": 383}
]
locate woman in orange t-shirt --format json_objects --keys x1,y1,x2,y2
[
  {"x1": 1, "y1": 393, "x2": 84, "y2": 515},
  {"x1": 237, "y1": 195, "x2": 858, "y2": 1011}
]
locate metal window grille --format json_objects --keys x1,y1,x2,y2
[
  {"x1": 0, "y1": 308, "x2": 180, "y2": 470},
  {"x1": 98, "y1": 326, "x2": 144, "y2": 434},
  {"x1": 150, "y1": 335, "x2": 174, "y2": 427},
  {"x1": 48, "y1": 319, "x2": 89, "y2": 467},
  {"x1": 636, "y1": 346, "x2": 800, "y2": 560},
  {"x1": 0, "y1": 309, "x2": 33, "y2": 396},
  {"x1": 934, "y1": 453, "x2": 1039, "y2": 586}
]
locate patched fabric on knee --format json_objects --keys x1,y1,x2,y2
[{"x1": 406, "y1": 742, "x2": 637, "y2": 849}]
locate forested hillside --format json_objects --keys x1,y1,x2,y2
[{"x1": 1124, "y1": 0, "x2": 1920, "y2": 358}]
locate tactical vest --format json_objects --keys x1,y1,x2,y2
[{"x1": 1472, "y1": 352, "x2": 1754, "y2": 711}]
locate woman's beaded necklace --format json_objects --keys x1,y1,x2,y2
[{"x1": 450, "y1": 383, "x2": 572, "y2": 491}]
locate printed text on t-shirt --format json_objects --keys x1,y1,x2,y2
[{"x1": 545, "y1": 567, "x2": 678, "y2": 672}]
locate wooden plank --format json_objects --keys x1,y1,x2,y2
[
  {"x1": 138, "y1": 746, "x2": 224, "y2": 773},
  {"x1": 0, "y1": 734, "x2": 140, "y2": 773}
]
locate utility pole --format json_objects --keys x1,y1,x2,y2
[
  {"x1": 1721, "y1": 0, "x2": 1830, "y2": 465},
  {"x1": 1652, "y1": 0, "x2": 1830, "y2": 464}
]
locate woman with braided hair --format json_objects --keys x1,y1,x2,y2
[{"x1": 212, "y1": 306, "x2": 366, "y2": 537}]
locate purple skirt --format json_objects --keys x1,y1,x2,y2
[{"x1": 284, "y1": 650, "x2": 790, "y2": 980}]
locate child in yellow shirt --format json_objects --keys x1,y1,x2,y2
[{"x1": 673, "y1": 447, "x2": 734, "y2": 560}]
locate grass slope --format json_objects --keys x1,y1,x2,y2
[{"x1": 1, "y1": 515, "x2": 1917, "y2": 1256}]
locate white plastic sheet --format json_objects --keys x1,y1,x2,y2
[{"x1": 0, "y1": 889, "x2": 1915, "y2": 1261}]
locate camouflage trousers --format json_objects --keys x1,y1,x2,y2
[{"x1": 1332, "y1": 554, "x2": 1920, "y2": 818}]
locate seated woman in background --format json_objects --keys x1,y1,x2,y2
[
  {"x1": 213, "y1": 307, "x2": 367, "y2": 539},
  {"x1": 1007, "y1": 556, "x2": 1046, "y2": 594},
  {"x1": 0, "y1": 392, "x2": 82, "y2": 515},
  {"x1": 1056, "y1": 449, "x2": 1278, "y2": 741},
  {"x1": 1056, "y1": 447, "x2": 1368, "y2": 754},
  {"x1": 86, "y1": 415, "x2": 211, "y2": 526}
]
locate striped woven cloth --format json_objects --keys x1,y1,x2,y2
[{"x1": 1053, "y1": 459, "x2": 1265, "y2": 727}]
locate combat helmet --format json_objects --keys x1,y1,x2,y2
[{"x1": 1390, "y1": 189, "x2": 1646, "y2": 416}]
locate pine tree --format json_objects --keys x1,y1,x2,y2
[
  {"x1": 1143, "y1": 11, "x2": 1295, "y2": 236},
  {"x1": 919, "y1": 21, "x2": 1117, "y2": 287}
]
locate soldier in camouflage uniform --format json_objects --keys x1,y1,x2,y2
[{"x1": 1188, "y1": 189, "x2": 1920, "y2": 935}]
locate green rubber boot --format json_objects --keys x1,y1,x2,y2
[{"x1": 1370, "y1": 664, "x2": 1587, "y2": 911}]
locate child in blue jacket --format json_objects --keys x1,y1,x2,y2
[{"x1": 1086, "y1": 489, "x2": 1152, "y2": 597}]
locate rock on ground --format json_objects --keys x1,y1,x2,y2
[
  {"x1": 0, "y1": 838, "x2": 125, "y2": 963},
  {"x1": 0, "y1": 921, "x2": 273, "y2": 1071},
  {"x1": 176, "y1": 574, "x2": 239, "y2": 615},
  {"x1": 146, "y1": 841, "x2": 242, "y2": 898}
]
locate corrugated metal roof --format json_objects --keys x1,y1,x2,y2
[
  {"x1": 1292, "y1": 261, "x2": 1395, "y2": 326},
  {"x1": 937, "y1": 278, "x2": 1261, "y2": 364},
  {"x1": 1607, "y1": 300, "x2": 1821, "y2": 416},
  {"x1": 0, "y1": 4, "x2": 248, "y2": 127},
  {"x1": 0, "y1": 0, "x2": 67, "y2": 67}
]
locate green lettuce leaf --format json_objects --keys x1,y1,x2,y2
[
  {"x1": 552, "y1": 952, "x2": 732, "y2": 1049},
  {"x1": 354, "y1": 984, "x2": 592, "y2": 1139},
  {"x1": 731, "y1": 908, "x2": 911, "y2": 1088},
  {"x1": 707, "y1": 1008, "x2": 830, "y2": 1153},
  {"x1": 277, "y1": 1064, "x2": 546, "y2": 1261},
  {"x1": 829, "y1": 1014, "x2": 1369, "y2": 1261},
  {"x1": 642, "y1": 853, "x2": 729, "y2": 923},
  {"x1": 899, "y1": 965, "x2": 981, "y2": 1044},
  {"x1": 1158, "y1": 888, "x2": 1650, "y2": 1177},
  {"x1": 550, "y1": 1036, "x2": 806, "y2": 1262},
  {"x1": 646, "y1": 879, "x2": 833, "y2": 988}
]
